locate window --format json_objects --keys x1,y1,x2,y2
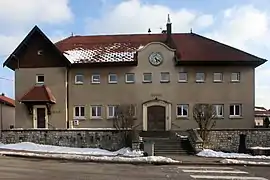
[
  {"x1": 74, "y1": 106, "x2": 85, "y2": 119},
  {"x1": 36, "y1": 75, "x2": 44, "y2": 84},
  {"x1": 91, "y1": 74, "x2": 100, "y2": 84},
  {"x1": 176, "y1": 104, "x2": 189, "y2": 117},
  {"x1": 160, "y1": 72, "x2": 170, "y2": 82},
  {"x1": 213, "y1": 73, "x2": 223, "y2": 82},
  {"x1": 91, "y1": 105, "x2": 102, "y2": 118},
  {"x1": 196, "y1": 73, "x2": 205, "y2": 82},
  {"x1": 107, "y1": 105, "x2": 117, "y2": 118},
  {"x1": 213, "y1": 104, "x2": 224, "y2": 117},
  {"x1": 231, "y1": 72, "x2": 240, "y2": 82},
  {"x1": 178, "y1": 72, "x2": 188, "y2": 82},
  {"x1": 75, "y1": 74, "x2": 83, "y2": 84},
  {"x1": 143, "y1": 73, "x2": 152, "y2": 83},
  {"x1": 229, "y1": 104, "x2": 242, "y2": 117},
  {"x1": 108, "y1": 74, "x2": 117, "y2": 84},
  {"x1": 125, "y1": 73, "x2": 135, "y2": 83}
]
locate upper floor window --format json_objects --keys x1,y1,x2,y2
[
  {"x1": 143, "y1": 73, "x2": 152, "y2": 83},
  {"x1": 196, "y1": 72, "x2": 205, "y2": 82},
  {"x1": 176, "y1": 104, "x2": 189, "y2": 117},
  {"x1": 125, "y1": 73, "x2": 135, "y2": 83},
  {"x1": 108, "y1": 74, "x2": 118, "y2": 84},
  {"x1": 178, "y1": 72, "x2": 188, "y2": 82},
  {"x1": 75, "y1": 74, "x2": 83, "y2": 84},
  {"x1": 36, "y1": 74, "x2": 44, "y2": 84},
  {"x1": 231, "y1": 72, "x2": 240, "y2": 82},
  {"x1": 107, "y1": 105, "x2": 117, "y2": 118},
  {"x1": 213, "y1": 73, "x2": 223, "y2": 82},
  {"x1": 90, "y1": 105, "x2": 102, "y2": 119},
  {"x1": 91, "y1": 74, "x2": 100, "y2": 84},
  {"x1": 213, "y1": 104, "x2": 224, "y2": 118},
  {"x1": 229, "y1": 104, "x2": 242, "y2": 117},
  {"x1": 74, "y1": 106, "x2": 85, "y2": 119},
  {"x1": 160, "y1": 72, "x2": 170, "y2": 83}
]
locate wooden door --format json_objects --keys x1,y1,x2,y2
[
  {"x1": 147, "y1": 105, "x2": 166, "y2": 131},
  {"x1": 37, "y1": 108, "x2": 46, "y2": 128}
]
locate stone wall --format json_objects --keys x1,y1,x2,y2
[
  {"x1": 196, "y1": 128, "x2": 270, "y2": 152},
  {"x1": 0, "y1": 129, "x2": 126, "y2": 151}
]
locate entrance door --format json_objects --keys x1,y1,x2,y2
[
  {"x1": 36, "y1": 108, "x2": 46, "y2": 128},
  {"x1": 147, "y1": 105, "x2": 166, "y2": 131}
]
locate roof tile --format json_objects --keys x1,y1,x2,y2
[{"x1": 19, "y1": 85, "x2": 56, "y2": 103}]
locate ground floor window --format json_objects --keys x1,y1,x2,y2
[
  {"x1": 74, "y1": 106, "x2": 85, "y2": 119},
  {"x1": 176, "y1": 104, "x2": 189, "y2": 117},
  {"x1": 91, "y1": 105, "x2": 102, "y2": 118},
  {"x1": 229, "y1": 104, "x2": 242, "y2": 117},
  {"x1": 213, "y1": 104, "x2": 224, "y2": 118}
]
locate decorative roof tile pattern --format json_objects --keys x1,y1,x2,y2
[
  {"x1": 0, "y1": 95, "x2": 15, "y2": 107},
  {"x1": 19, "y1": 85, "x2": 56, "y2": 103}
]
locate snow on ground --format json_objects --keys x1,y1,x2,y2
[
  {"x1": 0, "y1": 142, "x2": 143, "y2": 157},
  {"x1": 197, "y1": 149, "x2": 270, "y2": 159},
  {"x1": 250, "y1": 146, "x2": 270, "y2": 150},
  {"x1": 221, "y1": 159, "x2": 270, "y2": 165}
]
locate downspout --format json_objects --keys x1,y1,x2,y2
[
  {"x1": 66, "y1": 67, "x2": 70, "y2": 129},
  {"x1": 0, "y1": 102, "x2": 2, "y2": 138}
]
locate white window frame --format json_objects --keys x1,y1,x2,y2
[
  {"x1": 231, "y1": 72, "x2": 240, "y2": 82},
  {"x1": 36, "y1": 74, "x2": 45, "y2": 84},
  {"x1": 160, "y1": 72, "x2": 170, "y2": 83},
  {"x1": 213, "y1": 104, "x2": 224, "y2": 118},
  {"x1": 143, "y1": 73, "x2": 152, "y2": 83},
  {"x1": 73, "y1": 106, "x2": 85, "y2": 119},
  {"x1": 196, "y1": 72, "x2": 205, "y2": 82},
  {"x1": 178, "y1": 72, "x2": 188, "y2": 82},
  {"x1": 75, "y1": 74, "x2": 84, "y2": 84},
  {"x1": 107, "y1": 105, "x2": 117, "y2": 118},
  {"x1": 91, "y1": 74, "x2": 100, "y2": 84},
  {"x1": 125, "y1": 73, "x2": 135, "y2": 83},
  {"x1": 229, "y1": 104, "x2": 242, "y2": 117},
  {"x1": 108, "y1": 74, "x2": 118, "y2": 84},
  {"x1": 90, "y1": 105, "x2": 102, "y2": 119},
  {"x1": 213, "y1": 72, "x2": 223, "y2": 82},
  {"x1": 176, "y1": 104, "x2": 189, "y2": 117}
]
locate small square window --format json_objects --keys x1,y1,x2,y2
[
  {"x1": 75, "y1": 74, "x2": 83, "y2": 84},
  {"x1": 91, "y1": 105, "x2": 102, "y2": 118},
  {"x1": 92, "y1": 74, "x2": 100, "y2": 84},
  {"x1": 213, "y1": 73, "x2": 223, "y2": 82},
  {"x1": 231, "y1": 72, "x2": 240, "y2": 82},
  {"x1": 36, "y1": 75, "x2": 44, "y2": 84},
  {"x1": 176, "y1": 104, "x2": 189, "y2": 117},
  {"x1": 125, "y1": 73, "x2": 135, "y2": 83},
  {"x1": 143, "y1": 73, "x2": 152, "y2": 83},
  {"x1": 213, "y1": 104, "x2": 224, "y2": 118},
  {"x1": 107, "y1": 105, "x2": 117, "y2": 118},
  {"x1": 108, "y1": 74, "x2": 117, "y2": 84},
  {"x1": 160, "y1": 72, "x2": 170, "y2": 83},
  {"x1": 179, "y1": 72, "x2": 188, "y2": 82},
  {"x1": 196, "y1": 73, "x2": 205, "y2": 82},
  {"x1": 74, "y1": 106, "x2": 85, "y2": 119},
  {"x1": 229, "y1": 104, "x2": 242, "y2": 117}
]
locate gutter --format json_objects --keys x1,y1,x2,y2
[{"x1": 66, "y1": 67, "x2": 70, "y2": 129}]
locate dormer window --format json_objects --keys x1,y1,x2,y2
[{"x1": 36, "y1": 75, "x2": 44, "y2": 84}]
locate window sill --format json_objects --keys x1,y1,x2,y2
[
  {"x1": 90, "y1": 117, "x2": 103, "y2": 120},
  {"x1": 176, "y1": 116, "x2": 189, "y2": 120},
  {"x1": 160, "y1": 80, "x2": 170, "y2": 83},
  {"x1": 108, "y1": 82, "x2": 118, "y2": 84},
  {"x1": 143, "y1": 81, "x2": 152, "y2": 83},
  {"x1": 230, "y1": 80, "x2": 240, "y2": 83},
  {"x1": 229, "y1": 116, "x2": 242, "y2": 119},
  {"x1": 213, "y1": 80, "x2": 223, "y2": 83},
  {"x1": 196, "y1": 80, "x2": 205, "y2": 83},
  {"x1": 125, "y1": 81, "x2": 135, "y2": 84},
  {"x1": 91, "y1": 82, "x2": 100, "y2": 84},
  {"x1": 178, "y1": 80, "x2": 187, "y2": 83},
  {"x1": 73, "y1": 117, "x2": 86, "y2": 120}
]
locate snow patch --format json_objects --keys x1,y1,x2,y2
[
  {"x1": 250, "y1": 146, "x2": 270, "y2": 150},
  {"x1": 197, "y1": 149, "x2": 270, "y2": 159},
  {"x1": 221, "y1": 159, "x2": 270, "y2": 165}
]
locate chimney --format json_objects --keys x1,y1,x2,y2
[{"x1": 166, "y1": 14, "x2": 172, "y2": 40}]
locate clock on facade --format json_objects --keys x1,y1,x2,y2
[{"x1": 149, "y1": 52, "x2": 163, "y2": 66}]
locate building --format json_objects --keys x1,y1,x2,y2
[
  {"x1": 0, "y1": 93, "x2": 15, "y2": 130},
  {"x1": 254, "y1": 106, "x2": 270, "y2": 127},
  {"x1": 2, "y1": 18, "x2": 267, "y2": 130}
]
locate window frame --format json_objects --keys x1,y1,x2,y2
[
  {"x1": 36, "y1": 74, "x2": 45, "y2": 84},
  {"x1": 108, "y1": 74, "x2": 118, "y2": 84},
  {"x1": 125, "y1": 73, "x2": 135, "y2": 83},
  {"x1": 143, "y1": 73, "x2": 152, "y2": 83},
  {"x1": 231, "y1": 72, "x2": 240, "y2": 82},
  {"x1": 160, "y1": 72, "x2": 170, "y2": 83},
  {"x1": 229, "y1": 104, "x2": 242, "y2": 117},
  {"x1": 176, "y1": 104, "x2": 189, "y2": 118},
  {"x1": 213, "y1": 72, "x2": 223, "y2": 82},
  {"x1": 91, "y1": 74, "x2": 101, "y2": 84},
  {"x1": 73, "y1": 106, "x2": 85, "y2": 119},
  {"x1": 90, "y1": 105, "x2": 102, "y2": 119},
  {"x1": 75, "y1": 74, "x2": 84, "y2": 84},
  {"x1": 178, "y1": 72, "x2": 188, "y2": 82},
  {"x1": 107, "y1": 105, "x2": 117, "y2": 118},
  {"x1": 196, "y1": 72, "x2": 205, "y2": 82},
  {"x1": 213, "y1": 104, "x2": 224, "y2": 118}
]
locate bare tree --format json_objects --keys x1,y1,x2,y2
[
  {"x1": 113, "y1": 104, "x2": 136, "y2": 147},
  {"x1": 193, "y1": 103, "x2": 217, "y2": 147}
]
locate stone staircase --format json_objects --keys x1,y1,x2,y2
[{"x1": 140, "y1": 131, "x2": 195, "y2": 156}]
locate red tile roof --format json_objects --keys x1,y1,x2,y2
[
  {"x1": 19, "y1": 85, "x2": 56, "y2": 103},
  {"x1": 0, "y1": 95, "x2": 15, "y2": 107},
  {"x1": 55, "y1": 33, "x2": 265, "y2": 64}
]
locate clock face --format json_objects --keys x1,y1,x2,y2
[{"x1": 149, "y1": 52, "x2": 163, "y2": 66}]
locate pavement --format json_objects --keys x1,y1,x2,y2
[{"x1": 0, "y1": 156, "x2": 270, "y2": 180}]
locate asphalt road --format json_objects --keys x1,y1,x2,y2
[{"x1": 0, "y1": 156, "x2": 269, "y2": 180}]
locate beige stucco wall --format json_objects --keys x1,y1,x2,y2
[
  {"x1": 68, "y1": 42, "x2": 255, "y2": 129},
  {"x1": 15, "y1": 67, "x2": 67, "y2": 128},
  {"x1": 0, "y1": 104, "x2": 15, "y2": 130}
]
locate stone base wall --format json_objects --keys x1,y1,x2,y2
[
  {"x1": 0, "y1": 129, "x2": 126, "y2": 151},
  {"x1": 203, "y1": 129, "x2": 270, "y2": 152}
]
